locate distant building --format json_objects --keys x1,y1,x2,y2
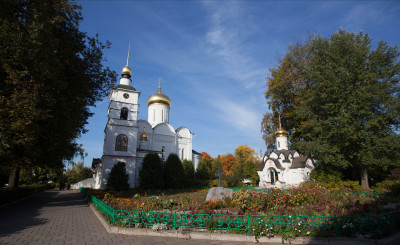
[
  {"x1": 93, "y1": 53, "x2": 201, "y2": 189},
  {"x1": 257, "y1": 120, "x2": 314, "y2": 188}
]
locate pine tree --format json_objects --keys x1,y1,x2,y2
[
  {"x1": 164, "y1": 154, "x2": 184, "y2": 189},
  {"x1": 139, "y1": 153, "x2": 164, "y2": 189},
  {"x1": 106, "y1": 162, "x2": 130, "y2": 191},
  {"x1": 182, "y1": 159, "x2": 194, "y2": 180}
]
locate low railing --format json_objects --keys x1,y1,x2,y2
[
  {"x1": 80, "y1": 188, "x2": 400, "y2": 237},
  {"x1": 81, "y1": 188, "x2": 116, "y2": 225}
]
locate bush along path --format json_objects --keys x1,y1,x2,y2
[{"x1": 80, "y1": 188, "x2": 400, "y2": 243}]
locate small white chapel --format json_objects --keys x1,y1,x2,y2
[
  {"x1": 92, "y1": 51, "x2": 201, "y2": 189},
  {"x1": 257, "y1": 119, "x2": 315, "y2": 188}
]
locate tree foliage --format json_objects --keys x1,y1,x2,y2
[
  {"x1": 219, "y1": 154, "x2": 235, "y2": 176},
  {"x1": 164, "y1": 153, "x2": 184, "y2": 189},
  {"x1": 262, "y1": 30, "x2": 400, "y2": 189},
  {"x1": 195, "y1": 152, "x2": 214, "y2": 180},
  {"x1": 0, "y1": 0, "x2": 117, "y2": 187},
  {"x1": 106, "y1": 162, "x2": 129, "y2": 191},
  {"x1": 139, "y1": 153, "x2": 164, "y2": 189},
  {"x1": 182, "y1": 159, "x2": 194, "y2": 180},
  {"x1": 233, "y1": 145, "x2": 260, "y2": 185},
  {"x1": 65, "y1": 162, "x2": 93, "y2": 184}
]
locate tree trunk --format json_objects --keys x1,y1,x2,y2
[
  {"x1": 360, "y1": 162, "x2": 370, "y2": 190},
  {"x1": 8, "y1": 166, "x2": 20, "y2": 188}
]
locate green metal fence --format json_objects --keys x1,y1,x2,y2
[{"x1": 80, "y1": 188, "x2": 400, "y2": 236}]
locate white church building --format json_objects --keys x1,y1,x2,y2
[
  {"x1": 92, "y1": 55, "x2": 201, "y2": 189},
  {"x1": 258, "y1": 121, "x2": 315, "y2": 188}
]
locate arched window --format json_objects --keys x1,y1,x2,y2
[
  {"x1": 115, "y1": 134, "x2": 128, "y2": 151},
  {"x1": 120, "y1": 107, "x2": 128, "y2": 120}
]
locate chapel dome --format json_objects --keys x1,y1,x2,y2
[
  {"x1": 275, "y1": 126, "x2": 288, "y2": 137},
  {"x1": 147, "y1": 80, "x2": 171, "y2": 107},
  {"x1": 122, "y1": 65, "x2": 132, "y2": 76}
]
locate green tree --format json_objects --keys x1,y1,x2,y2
[
  {"x1": 195, "y1": 152, "x2": 214, "y2": 180},
  {"x1": 106, "y1": 162, "x2": 129, "y2": 191},
  {"x1": 164, "y1": 154, "x2": 184, "y2": 189},
  {"x1": 263, "y1": 30, "x2": 400, "y2": 189},
  {"x1": 139, "y1": 153, "x2": 164, "y2": 189},
  {"x1": 65, "y1": 162, "x2": 93, "y2": 184},
  {"x1": 182, "y1": 159, "x2": 194, "y2": 180},
  {"x1": 233, "y1": 145, "x2": 260, "y2": 184},
  {"x1": 0, "y1": 0, "x2": 116, "y2": 187}
]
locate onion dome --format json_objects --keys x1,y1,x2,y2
[
  {"x1": 140, "y1": 127, "x2": 148, "y2": 141},
  {"x1": 147, "y1": 78, "x2": 171, "y2": 107},
  {"x1": 275, "y1": 127, "x2": 288, "y2": 137},
  {"x1": 122, "y1": 65, "x2": 132, "y2": 76}
]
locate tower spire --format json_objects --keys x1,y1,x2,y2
[
  {"x1": 126, "y1": 41, "x2": 130, "y2": 67},
  {"x1": 121, "y1": 42, "x2": 132, "y2": 77}
]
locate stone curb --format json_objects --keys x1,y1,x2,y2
[{"x1": 87, "y1": 199, "x2": 400, "y2": 244}]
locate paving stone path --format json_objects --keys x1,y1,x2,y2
[{"x1": 0, "y1": 190, "x2": 265, "y2": 245}]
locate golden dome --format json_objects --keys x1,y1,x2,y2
[
  {"x1": 147, "y1": 78, "x2": 171, "y2": 107},
  {"x1": 140, "y1": 127, "x2": 148, "y2": 141},
  {"x1": 275, "y1": 127, "x2": 288, "y2": 137},
  {"x1": 122, "y1": 65, "x2": 132, "y2": 76}
]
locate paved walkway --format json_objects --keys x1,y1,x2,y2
[{"x1": 0, "y1": 190, "x2": 263, "y2": 245}]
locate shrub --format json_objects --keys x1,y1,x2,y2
[
  {"x1": 139, "y1": 153, "x2": 164, "y2": 189},
  {"x1": 0, "y1": 183, "x2": 53, "y2": 205},
  {"x1": 107, "y1": 162, "x2": 130, "y2": 191},
  {"x1": 164, "y1": 154, "x2": 184, "y2": 189},
  {"x1": 208, "y1": 179, "x2": 227, "y2": 187},
  {"x1": 373, "y1": 180, "x2": 400, "y2": 193},
  {"x1": 310, "y1": 165, "x2": 343, "y2": 183}
]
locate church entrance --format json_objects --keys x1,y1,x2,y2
[{"x1": 268, "y1": 168, "x2": 278, "y2": 185}]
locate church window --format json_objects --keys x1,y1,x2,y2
[
  {"x1": 278, "y1": 141, "x2": 280, "y2": 148},
  {"x1": 120, "y1": 107, "x2": 128, "y2": 120},
  {"x1": 181, "y1": 148, "x2": 184, "y2": 160},
  {"x1": 115, "y1": 134, "x2": 128, "y2": 151},
  {"x1": 153, "y1": 109, "x2": 155, "y2": 121}
]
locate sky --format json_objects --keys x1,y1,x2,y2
[{"x1": 75, "y1": 0, "x2": 400, "y2": 167}]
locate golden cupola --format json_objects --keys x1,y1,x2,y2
[
  {"x1": 140, "y1": 127, "x2": 148, "y2": 141},
  {"x1": 147, "y1": 78, "x2": 171, "y2": 107}
]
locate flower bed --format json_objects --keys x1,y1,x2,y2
[{"x1": 83, "y1": 185, "x2": 400, "y2": 241}]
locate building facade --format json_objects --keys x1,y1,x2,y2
[{"x1": 93, "y1": 57, "x2": 200, "y2": 189}]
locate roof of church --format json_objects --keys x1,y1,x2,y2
[
  {"x1": 257, "y1": 158, "x2": 285, "y2": 171},
  {"x1": 91, "y1": 158, "x2": 102, "y2": 169},
  {"x1": 192, "y1": 149, "x2": 201, "y2": 155},
  {"x1": 271, "y1": 149, "x2": 297, "y2": 161},
  {"x1": 289, "y1": 156, "x2": 309, "y2": 169},
  {"x1": 115, "y1": 84, "x2": 136, "y2": 91}
]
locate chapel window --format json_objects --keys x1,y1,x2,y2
[
  {"x1": 120, "y1": 107, "x2": 128, "y2": 120},
  {"x1": 115, "y1": 134, "x2": 128, "y2": 151}
]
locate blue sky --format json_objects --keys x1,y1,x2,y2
[{"x1": 76, "y1": 0, "x2": 400, "y2": 167}]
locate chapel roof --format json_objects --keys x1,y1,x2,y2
[
  {"x1": 271, "y1": 149, "x2": 297, "y2": 161},
  {"x1": 257, "y1": 158, "x2": 285, "y2": 171},
  {"x1": 289, "y1": 156, "x2": 309, "y2": 169}
]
